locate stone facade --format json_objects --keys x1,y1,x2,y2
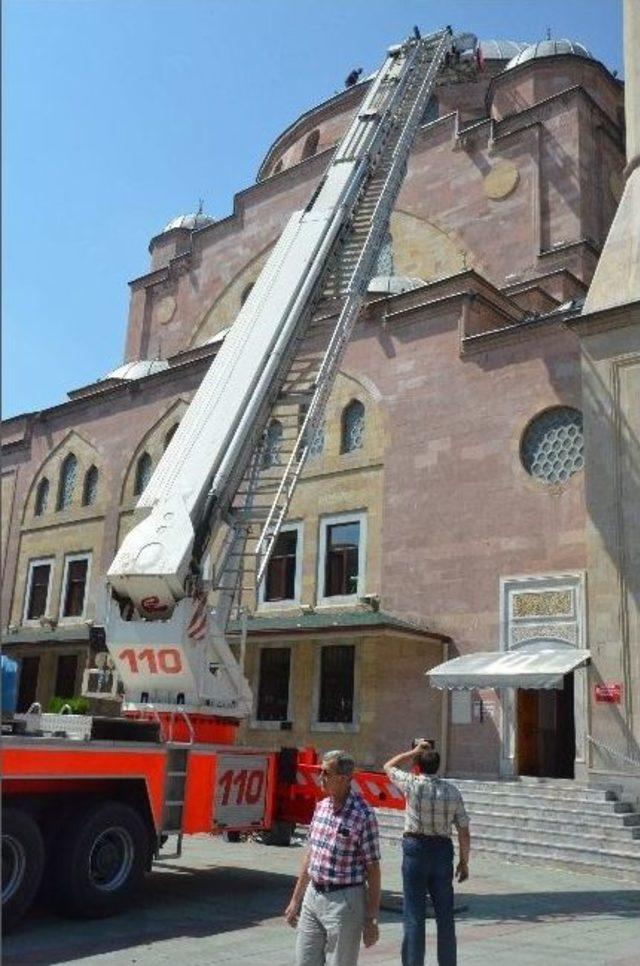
[{"x1": 3, "y1": 37, "x2": 634, "y2": 784}]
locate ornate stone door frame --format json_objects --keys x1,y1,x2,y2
[{"x1": 498, "y1": 573, "x2": 588, "y2": 779}]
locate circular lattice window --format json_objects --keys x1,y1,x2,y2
[{"x1": 520, "y1": 407, "x2": 584, "y2": 484}]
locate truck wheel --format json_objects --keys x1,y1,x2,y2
[
  {"x1": 52, "y1": 801, "x2": 150, "y2": 918},
  {"x1": 261, "y1": 820, "x2": 295, "y2": 846},
  {"x1": 2, "y1": 808, "x2": 45, "y2": 932}
]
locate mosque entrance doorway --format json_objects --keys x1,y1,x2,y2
[{"x1": 516, "y1": 673, "x2": 575, "y2": 778}]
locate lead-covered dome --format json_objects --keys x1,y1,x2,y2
[
  {"x1": 100, "y1": 360, "x2": 169, "y2": 382},
  {"x1": 480, "y1": 40, "x2": 529, "y2": 61},
  {"x1": 506, "y1": 39, "x2": 593, "y2": 70},
  {"x1": 160, "y1": 211, "x2": 216, "y2": 234}
]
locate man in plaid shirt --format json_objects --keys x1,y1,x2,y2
[
  {"x1": 284, "y1": 750, "x2": 381, "y2": 965},
  {"x1": 384, "y1": 740, "x2": 470, "y2": 966}
]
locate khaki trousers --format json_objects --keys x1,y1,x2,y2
[{"x1": 295, "y1": 882, "x2": 365, "y2": 966}]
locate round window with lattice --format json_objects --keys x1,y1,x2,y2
[{"x1": 520, "y1": 407, "x2": 584, "y2": 484}]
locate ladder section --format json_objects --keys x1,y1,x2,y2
[
  {"x1": 216, "y1": 31, "x2": 454, "y2": 611},
  {"x1": 162, "y1": 747, "x2": 189, "y2": 835}
]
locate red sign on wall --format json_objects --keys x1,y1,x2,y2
[{"x1": 594, "y1": 682, "x2": 622, "y2": 704}]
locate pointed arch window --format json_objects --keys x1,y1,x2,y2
[
  {"x1": 133, "y1": 452, "x2": 153, "y2": 496},
  {"x1": 34, "y1": 477, "x2": 50, "y2": 516},
  {"x1": 341, "y1": 400, "x2": 365, "y2": 454},
  {"x1": 301, "y1": 129, "x2": 320, "y2": 160},
  {"x1": 82, "y1": 465, "x2": 99, "y2": 506},
  {"x1": 164, "y1": 424, "x2": 179, "y2": 450},
  {"x1": 263, "y1": 420, "x2": 283, "y2": 468},
  {"x1": 56, "y1": 454, "x2": 78, "y2": 510}
]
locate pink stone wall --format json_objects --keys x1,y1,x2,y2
[{"x1": 341, "y1": 308, "x2": 587, "y2": 774}]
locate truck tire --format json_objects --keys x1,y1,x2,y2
[
  {"x1": 2, "y1": 808, "x2": 45, "y2": 932},
  {"x1": 261, "y1": 820, "x2": 295, "y2": 846},
  {"x1": 51, "y1": 801, "x2": 150, "y2": 918}
]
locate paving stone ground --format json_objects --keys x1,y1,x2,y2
[{"x1": 4, "y1": 835, "x2": 639, "y2": 965}]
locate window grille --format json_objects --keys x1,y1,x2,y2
[
  {"x1": 256, "y1": 648, "x2": 291, "y2": 721},
  {"x1": 318, "y1": 645, "x2": 355, "y2": 723},
  {"x1": 521, "y1": 407, "x2": 584, "y2": 484},
  {"x1": 57, "y1": 453, "x2": 77, "y2": 510},
  {"x1": 54, "y1": 654, "x2": 79, "y2": 698},
  {"x1": 82, "y1": 466, "x2": 98, "y2": 506},
  {"x1": 341, "y1": 400, "x2": 365, "y2": 453},
  {"x1": 133, "y1": 452, "x2": 152, "y2": 496},
  {"x1": 35, "y1": 478, "x2": 50, "y2": 516}
]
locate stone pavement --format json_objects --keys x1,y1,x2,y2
[{"x1": 4, "y1": 835, "x2": 639, "y2": 965}]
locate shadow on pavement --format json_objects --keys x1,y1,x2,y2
[
  {"x1": 3, "y1": 865, "x2": 298, "y2": 965},
  {"x1": 453, "y1": 889, "x2": 640, "y2": 922}
]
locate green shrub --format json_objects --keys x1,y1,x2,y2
[{"x1": 48, "y1": 696, "x2": 90, "y2": 715}]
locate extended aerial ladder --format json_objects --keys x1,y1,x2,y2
[
  {"x1": 3, "y1": 28, "x2": 483, "y2": 931},
  {"x1": 104, "y1": 27, "x2": 479, "y2": 721}
]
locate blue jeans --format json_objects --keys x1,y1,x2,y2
[{"x1": 401, "y1": 836, "x2": 456, "y2": 966}]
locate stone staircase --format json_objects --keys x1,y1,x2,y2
[{"x1": 377, "y1": 778, "x2": 640, "y2": 882}]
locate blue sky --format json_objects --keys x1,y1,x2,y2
[{"x1": 2, "y1": 1, "x2": 623, "y2": 418}]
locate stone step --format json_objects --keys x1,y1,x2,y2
[
  {"x1": 448, "y1": 791, "x2": 632, "y2": 813},
  {"x1": 463, "y1": 807, "x2": 640, "y2": 833},
  {"x1": 451, "y1": 780, "x2": 621, "y2": 802},
  {"x1": 378, "y1": 807, "x2": 640, "y2": 836},
  {"x1": 378, "y1": 829, "x2": 640, "y2": 880}
]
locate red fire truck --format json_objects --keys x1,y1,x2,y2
[{"x1": 2, "y1": 26, "x2": 478, "y2": 931}]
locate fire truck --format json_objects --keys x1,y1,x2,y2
[{"x1": 2, "y1": 27, "x2": 479, "y2": 930}]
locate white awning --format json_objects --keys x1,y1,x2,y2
[{"x1": 427, "y1": 648, "x2": 590, "y2": 690}]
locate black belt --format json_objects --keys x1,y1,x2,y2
[
  {"x1": 312, "y1": 880, "x2": 363, "y2": 894},
  {"x1": 403, "y1": 832, "x2": 450, "y2": 840}
]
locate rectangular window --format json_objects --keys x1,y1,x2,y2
[
  {"x1": 325, "y1": 521, "x2": 360, "y2": 597},
  {"x1": 61, "y1": 555, "x2": 90, "y2": 619},
  {"x1": 256, "y1": 647, "x2": 291, "y2": 722},
  {"x1": 24, "y1": 560, "x2": 53, "y2": 621},
  {"x1": 318, "y1": 644, "x2": 355, "y2": 723},
  {"x1": 55, "y1": 654, "x2": 79, "y2": 698},
  {"x1": 265, "y1": 530, "x2": 298, "y2": 602},
  {"x1": 17, "y1": 656, "x2": 40, "y2": 712}
]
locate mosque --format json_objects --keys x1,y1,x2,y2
[{"x1": 2, "y1": 32, "x2": 638, "y2": 811}]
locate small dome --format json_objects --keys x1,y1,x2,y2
[
  {"x1": 505, "y1": 39, "x2": 593, "y2": 70},
  {"x1": 160, "y1": 211, "x2": 216, "y2": 234},
  {"x1": 479, "y1": 40, "x2": 529, "y2": 61},
  {"x1": 100, "y1": 360, "x2": 169, "y2": 382}
]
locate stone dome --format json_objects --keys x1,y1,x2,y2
[
  {"x1": 479, "y1": 40, "x2": 529, "y2": 61},
  {"x1": 160, "y1": 211, "x2": 216, "y2": 234},
  {"x1": 100, "y1": 360, "x2": 169, "y2": 382},
  {"x1": 505, "y1": 39, "x2": 593, "y2": 70}
]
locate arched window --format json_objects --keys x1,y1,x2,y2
[
  {"x1": 263, "y1": 420, "x2": 283, "y2": 468},
  {"x1": 82, "y1": 465, "x2": 99, "y2": 506},
  {"x1": 56, "y1": 454, "x2": 78, "y2": 510},
  {"x1": 133, "y1": 452, "x2": 153, "y2": 496},
  {"x1": 34, "y1": 477, "x2": 49, "y2": 516},
  {"x1": 240, "y1": 282, "x2": 254, "y2": 307},
  {"x1": 341, "y1": 400, "x2": 365, "y2": 454},
  {"x1": 164, "y1": 424, "x2": 179, "y2": 450},
  {"x1": 301, "y1": 129, "x2": 320, "y2": 160}
]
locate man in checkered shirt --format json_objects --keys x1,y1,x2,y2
[
  {"x1": 284, "y1": 750, "x2": 381, "y2": 965},
  {"x1": 384, "y1": 740, "x2": 470, "y2": 966}
]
